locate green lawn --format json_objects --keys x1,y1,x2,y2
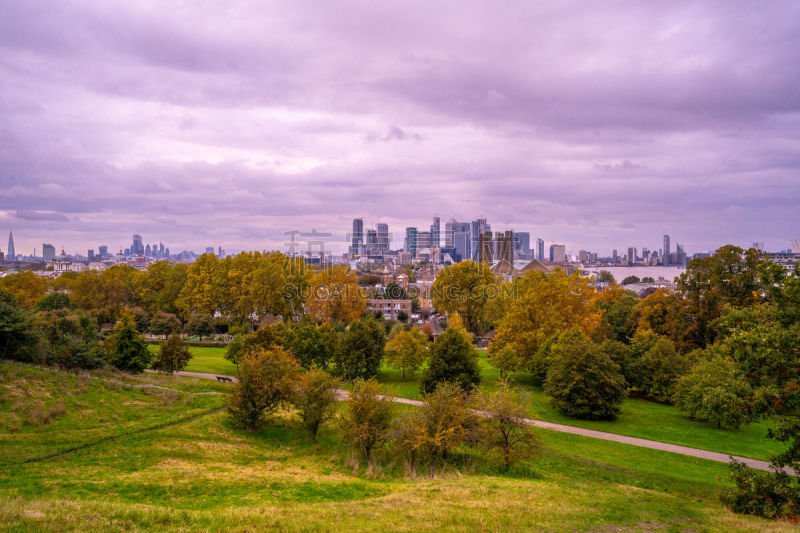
[
  {"x1": 0, "y1": 362, "x2": 791, "y2": 532},
  {"x1": 148, "y1": 344, "x2": 237, "y2": 375},
  {"x1": 175, "y1": 345, "x2": 783, "y2": 461}
]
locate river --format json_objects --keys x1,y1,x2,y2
[{"x1": 581, "y1": 266, "x2": 686, "y2": 283}]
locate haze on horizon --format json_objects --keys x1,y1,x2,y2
[{"x1": 1, "y1": 1, "x2": 799, "y2": 256}]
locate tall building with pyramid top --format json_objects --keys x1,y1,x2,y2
[{"x1": 7, "y1": 231, "x2": 14, "y2": 260}]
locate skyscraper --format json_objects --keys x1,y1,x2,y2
[
  {"x1": 42, "y1": 243, "x2": 55, "y2": 262},
  {"x1": 627, "y1": 247, "x2": 637, "y2": 265},
  {"x1": 7, "y1": 231, "x2": 15, "y2": 260},
  {"x1": 663, "y1": 235, "x2": 671, "y2": 265},
  {"x1": 496, "y1": 231, "x2": 514, "y2": 263},
  {"x1": 132, "y1": 234, "x2": 144, "y2": 255},
  {"x1": 536, "y1": 238, "x2": 545, "y2": 262},
  {"x1": 430, "y1": 216, "x2": 440, "y2": 248},
  {"x1": 470, "y1": 219, "x2": 489, "y2": 260},
  {"x1": 376, "y1": 223, "x2": 389, "y2": 254},
  {"x1": 98, "y1": 245, "x2": 108, "y2": 258},
  {"x1": 513, "y1": 232, "x2": 530, "y2": 259},
  {"x1": 549, "y1": 244, "x2": 566, "y2": 263},
  {"x1": 351, "y1": 218, "x2": 364, "y2": 255},
  {"x1": 445, "y1": 220, "x2": 470, "y2": 262},
  {"x1": 478, "y1": 231, "x2": 494, "y2": 263},
  {"x1": 405, "y1": 227, "x2": 418, "y2": 257},
  {"x1": 366, "y1": 229, "x2": 377, "y2": 255}
]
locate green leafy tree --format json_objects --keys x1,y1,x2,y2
[
  {"x1": 543, "y1": 330, "x2": 627, "y2": 420},
  {"x1": 396, "y1": 310, "x2": 409, "y2": 323},
  {"x1": 627, "y1": 337, "x2": 689, "y2": 402},
  {"x1": 286, "y1": 318, "x2": 339, "y2": 369},
  {"x1": 185, "y1": 314, "x2": 215, "y2": 340},
  {"x1": 293, "y1": 367, "x2": 340, "y2": 442},
  {"x1": 225, "y1": 322, "x2": 289, "y2": 366},
  {"x1": 488, "y1": 344, "x2": 520, "y2": 378},
  {"x1": 673, "y1": 352, "x2": 754, "y2": 429},
  {"x1": 35, "y1": 292, "x2": 71, "y2": 312},
  {"x1": 384, "y1": 328, "x2": 429, "y2": 380},
  {"x1": 422, "y1": 325, "x2": 480, "y2": 393},
  {"x1": 149, "y1": 311, "x2": 181, "y2": 339},
  {"x1": 104, "y1": 311, "x2": 151, "y2": 373},
  {"x1": 0, "y1": 289, "x2": 37, "y2": 361},
  {"x1": 596, "y1": 270, "x2": 615, "y2": 283},
  {"x1": 0, "y1": 270, "x2": 48, "y2": 309},
  {"x1": 621, "y1": 275, "x2": 640, "y2": 285},
  {"x1": 228, "y1": 347, "x2": 300, "y2": 432},
  {"x1": 334, "y1": 317, "x2": 385, "y2": 379},
  {"x1": 641, "y1": 276, "x2": 655, "y2": 283},
  {"x1": 152, "y1": 334, "x2": 193, "y2": 375},
  {"x1": 341, "y1": 378, "x2": 394, "y2": 462},
  {"x1": 475, "y1": 384, "x2": 541, "y2": 470},
  {"x1": 593, "y1": 285, "x2": 638, "y2": 343},
  {"x1": 34, "y1": 310, "x2": 104, "y2": 369}
]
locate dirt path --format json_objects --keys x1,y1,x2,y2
[{"x1": 148, "y1": 369, "x2": 786, "y2": 473}]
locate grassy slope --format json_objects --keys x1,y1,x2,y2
[
  {"x1": 178, "y1": 346, "x2": 783, "y2": 461},
  {"x1": 0, "y1": 362, "x2": 791, "y2": 532}
]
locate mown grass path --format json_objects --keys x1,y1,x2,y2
[{"x1": 145, "y1": 369, "x2": 785, "y2": 473}]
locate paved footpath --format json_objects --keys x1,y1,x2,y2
[{"x1": 150, "y1": 369, "x2": 787, "y2": 473}]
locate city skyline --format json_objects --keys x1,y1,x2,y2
[{"x1": 2, "y1": 2, "x2": 800, "y2": 255}]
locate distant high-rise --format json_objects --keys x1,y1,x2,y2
[
  {"x1": 470, "y1": 219, "x2": 489, "y2": 260},
  {"x1": 430, "y1": 216, "x2": 440, "y2": 248},
  {"x1": 42, "y1": 243, "x2": 56, "y2": 262},
  {"x1": 612, "y1": 249, "x2": 618, "y2": 263},
  {"x1": 478, "y1": 231, "x2": 494, "y2": 263},
  {"x1": 549, "y1": 244, "x2": 566, "y2": 263},
  {"x1": 536, "y1": 238, "x2": 545, "y2": 262},
  {"x1": 351, "y1": 218, "x2": 364, "y2": 255},
  {"x1": 132, "y1": 234, "x2": 144, "y2": 255},
  {"x1": 7, "y1": 231, "x2": 15, "y2": 260},
  {"x1": 446, "y1": 220, "x2": 470, "y2": 262},
  {"x1": 627, "y1": 247, "x2": 637, "y2": 265},
  {"x1": 205, "y1": 247, "x2": 214, "y2": 255},
  {"x1": 495, "y1": 231, "x2": 514, "y2": 264},
  {"x1": 366, "y1": 229, "x2": 377, "y2": 255},
  {"x1": 376, "y1": 223, "x2": 389, "y2": 254},
  {"x1": 417, "y1": 231, "x2": 432, "y2": 250},
  {"x1": 98, "y1": 245, "x2": 108, "y2": 258},
  {"x1": 405, "y1": 227, "x2": 418, "y2": 257},
  {"x1": 88, "y1": 249, "x2": 95, "y2": 261},
  {"x1": 145, "y1": 244, "x2": 151, "y2": 256},
  {"x1": 513, "y1": 232, "x2": 531, "y2": 259},
  {"x1": 663, "y1": 235, "x2": 671, "y2": 265}
]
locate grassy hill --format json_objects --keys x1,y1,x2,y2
[{"x1": 0, "y1": 361, "x2": 793, "y2": 531}]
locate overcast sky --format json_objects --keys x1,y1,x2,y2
[{"x1": 2, "y1": 1, "x2": 800, "y2": 256}]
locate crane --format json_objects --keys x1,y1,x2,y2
[{"x1": 791, "y1": 239, "x2": 800, "y2": 253}]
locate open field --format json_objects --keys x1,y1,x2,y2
[
  {"x1": 0, "y1": 362, "x2": 793, "y2": 532},
  {"x1": 173, "y1": 345, "x2": 783, "y2": 461}
]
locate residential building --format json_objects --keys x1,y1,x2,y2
[{"x1": 367, "y1": 299, "x2": 412, "y2": 321}]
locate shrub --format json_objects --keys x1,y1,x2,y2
[
  {"x1": 421, "y1": 326, "x2": 480, "y2": 393},
  {"x1": 543, "y1": 330, "x2": 627, "y2": 420},
  {"x1": 0, "y1": 288, "x2": 37, "y2": 361},
  {"x1": 475, "y1": 384, "x2": 540, "y2": 470},
  {"x1": 720, "y1": 460, "x2": 799, "y2": 519},
  {"x1": 152, "y1": 334, "x2": 193, "y2": 375},
  {"x1": 286, "y1": 318, "x2": 339, "y2": 369},
  {"x1": 293, "y1": 366, "x2": 340, "y2": 442},
  {"x1": 341, "y1": 378, "x2": 394, "y2": 462},
  {"x1": 225, "y1": 322, "x2": 288, "y2": 365},
  {"x1": 228, "y1": 347, "x2": 300, "y2": 432}
]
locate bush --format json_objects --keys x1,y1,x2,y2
[
  {"x1": 543, "y1": 330, "x2": 627, "y2": 420},
  {"x1": 341, "y1": 378, "x2": 394, "y2": 462},
  {"x1": 104, "y1": 311, "x2": 151, "y2": 373},
  {"x1": 152, "y1": 334, "x2": 193, "y2": 375},
  {"x1": 225, "y1": 322, "x2": 288, "y2": 365},
  {"x1": 421, "y1": 326, "x2": 480, "y2": 393},
  {"x1": 35, "y1": 292, "x2": 71, "y2": 312},
  {"x1": 286, "y1": 318, "x2": 339, "y2": 369},
  {"x1": 402, "y1": 382, "x2": 477, "y2": 477},
  {"x1": 628, "y1": 337, "x2": 689, "y2": 402},
  {"x1": 0, "y1": 289, "x2": 37, "y2": 361},
  {"x1": 475, "y1": 384, "x2": 540, "y2": 470},
  {"x1": 35, "y1": 311, "x2": 104, "y2": 369},
  {"x1": 334, "y1": 317, "x2": 385, "y2": 379},
  {"x1": 228, "y1": 347, "x2": 300, "y2": 432},
  {"x1": 293, "y1": 366, "x2": 339, "y2": 442},
  {"x1": 720, "y1": 460, "x2": 799, "y2": 519}
]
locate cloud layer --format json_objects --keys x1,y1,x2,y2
[{"x1": 1, "y1": 0, "x2": 799, "y2": 256}]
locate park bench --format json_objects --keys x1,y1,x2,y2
[{"x1": 216, "y1": 376, "x2": 233, "y2": 382}]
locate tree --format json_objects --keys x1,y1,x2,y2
[
  {"x1": 152, "y1": 334, "x2": 193, "y2": 375},
  {"x1": 641, "y1": 276, "x2": 655, "y2": 283},
  {"x1": 673, "y1": 352, "x2": 754, "y2": 429},
  {"x1": 63, "y1": 265, "x2": 137, "y2": 323},
  {"x1": 285, "y1": 318, "x2": 339, "y2": 369},
  {"x1": 489, "y1": 270, "x2": 601, "y2": 373},
  {"x1": 306, "y1": 266, "x2": 366, "y2": 324},
  {"x1": 0, "y1": 289, "x2": 37, "y2": 361},
  {"x1": 0, "y1": 270, "x2": 48, "y2": 309},
  {"x1": 634, "y1": 289, "x2": 697, "y2": 353},
  {"x1": 176, "y1": 253, "x2": 223, "y2": 320},
  {"x1": 149, "y1": 311, "x2": 181, "y2": 339},
  {"x1": 488, "y1": 344, "x2": 520, "y2": 378},
  {"x1": 593, "y1": 285, "x2": 638, "y2": 343},
  {"x1": 35, "y1": 292, "x2": 70, "y2": 312},
  {"x1": 422, "y1": 325, "x2": 480, "y2": 393},
  {"x1": 132, "y1": 260, "x2": 187, "y2": 316},
  {"x1": 596, "y1": 270, "x2": 615, "y2": 283},
  {"x1": 383, "y1": 282, "x2": 408, "y2": 300},
  {"x1": 185, "y1": 315, "x2": 215, "y2": 340},
  {"x1": 104, "y1": 310, "x2": 151, "y2": 373},
  {"x1": 396, "y1": 310, "x2": 409, "y2": 323},
  {"x1": 228, "y1": 347, "x2": 300, "y2": 432},
  {"x1": 621, "y1": 275, "x2": 640, "y2": 285},
  {"x1": 294, "y1": 367, "x2": 339, "y2": 442},
  {"x1": 543, "y1": 330, "x2": 627, "y2": 420},
  {"x1": 475, "y1": 384, "x2": 540, "y2": 470},
  {"x1": 402, "y1": 382, "x2": 477, "y2": 477},
  {"x1": 385, "y1": 328, "x2": 429, "y2": 380},
  {"x1": 432, "y1": 261, "x2": 497, "y2": 334},
  {"x1": 341, "y1": 378, "x2": 394, "y2": 462},
  {"x1": 225, "y1": 322, "x2": 289, "y2": 366},
  {"x1": 627, "y1": 337, "x2": 689, "y2": 403},
  {"x1": 34, "y1": 310, "x2": 105, "y2": 369},
  {"x1": 334, "y1": 317, "x2": 385, "y2": 379}
]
